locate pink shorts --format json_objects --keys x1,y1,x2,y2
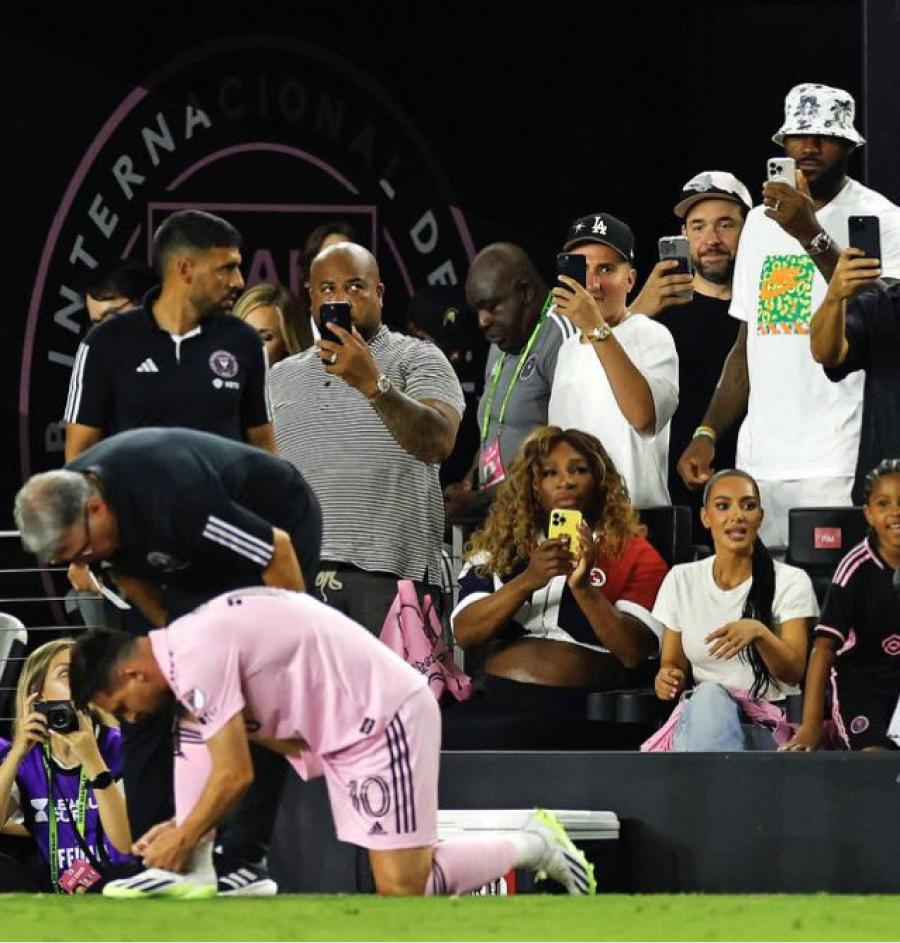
[{"x1": 319, "y1": 686, "x2": 440, "y2": 850}]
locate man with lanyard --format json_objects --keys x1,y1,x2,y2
[{"x1": 444, "y1": 243, "x2": 575, "y2": 521}]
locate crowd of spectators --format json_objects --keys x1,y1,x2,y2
[{"x1": 2, "y1": 79, "x2": 900, "y2": 895}]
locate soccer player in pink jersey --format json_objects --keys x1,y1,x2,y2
[{"x1": 70, "y1": 587, "x2": 596, "y2": 898}]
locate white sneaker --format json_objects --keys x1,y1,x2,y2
[
  {"x1": 103, "y1": 867, "x2": 217, "y2": 900},
  {"x1": 523, "y1": 808, "x2": 597, "y2": 895}
]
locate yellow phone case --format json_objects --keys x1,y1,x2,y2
[{"x1": 547, "y1": 508, "x2": 583, "y2": 547}]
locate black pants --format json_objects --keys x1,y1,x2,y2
[
  {"x1": 313, "y1": 563, "x2": 441, "y2": 636},
  {"x1": 441, "y1": 675, "x2": 636, "y2": 750}
]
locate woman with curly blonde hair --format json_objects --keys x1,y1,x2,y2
[{"x1": 444, "y1": 426, "x2": 668, "y2": 749}]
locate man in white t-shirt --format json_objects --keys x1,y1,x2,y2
[
  {"x1": 547, "y1": 212, "x2": 679, "y2": 508},
  {"x1": 677, "y1": 83, "x2": 900, "y2": 549}
]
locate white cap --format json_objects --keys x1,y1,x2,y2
[{"x1": 673, "y1": 171, "x2": 753, "y2": 219}]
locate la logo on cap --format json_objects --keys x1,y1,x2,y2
[{"x1": 592, "y1": 216, "x2": 608, "y2": 235}]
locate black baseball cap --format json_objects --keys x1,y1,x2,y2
[{"x1": 563, "y1": 212, "x2": 635, "y2": 263}]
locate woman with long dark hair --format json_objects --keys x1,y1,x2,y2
[
  {"x1": 446, "y1": 425, "x2": 668, "y2": 749},
  {"x1": 651, "y1": 469, "x2": 818, "y2": 750}
]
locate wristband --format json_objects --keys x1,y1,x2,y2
[
  {"x1": 692, "y1": 425, "x2": 717, "y2": 443},
  {"x1": 86, "y1": 769, "x2": 114, "y2": 790}
]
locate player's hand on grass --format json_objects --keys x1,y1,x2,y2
[{"x1": 141, "y1": 824, "x2": 194, "y2": 872}]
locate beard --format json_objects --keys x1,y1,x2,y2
[
  {"x1": 694, "y1": 253, "x2": 735, "y2": 286},
  {"x1": 807, "y1": 151, "x2": 851, "y2": 201}
]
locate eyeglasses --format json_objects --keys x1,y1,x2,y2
[{"x1": 51, "y1": 507, "x2": 92, "y2": 566}]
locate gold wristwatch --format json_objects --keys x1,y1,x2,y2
[{"x1": 585, "y1": 322, "x2": 612, "y2": 342}]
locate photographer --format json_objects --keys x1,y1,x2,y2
[{"x1": 0, "y1": 640, "x2": 132, "y2": 892}]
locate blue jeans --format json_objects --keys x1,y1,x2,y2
[{"x1": 672, "y1": 682, "x2": 777, "y2": 752}]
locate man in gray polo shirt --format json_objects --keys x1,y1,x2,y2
[
  {"x1": 444, "y1": 243, "x2": 575, "y2": 521},
  {"x1": 270, "y1": 242, "x2": 465, "y2": 633}
]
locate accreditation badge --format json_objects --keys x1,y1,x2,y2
[{"x1": 478, "y1": 440, "x2": 507, "y2": 489}]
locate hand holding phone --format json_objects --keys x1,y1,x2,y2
[
  {"x1": 658, "y1": 236, "x2": 694, "y2": 300},
  {"x1": 848, "y1": 215, "x2": 881, "y2": 262},
  {"x1": 767, "y1": 157, "x2": 797, "y2": 187},
  {"x1": 319, "y1": 301, "x2": 353, "y2": 344},
  {"x1": 547, "y1": 508, "x2": 584, "y2": 548},
  {"x1": 556, "y1": 253, "x2": 587, "y2": 292}
]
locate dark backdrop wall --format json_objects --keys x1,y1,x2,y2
[{"x1": 0, "y1": 0, "x2": 883, "y2": 532}]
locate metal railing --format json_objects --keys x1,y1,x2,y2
[{"x1": 0, "y1": 529, "x2": 103, "y2": 732}]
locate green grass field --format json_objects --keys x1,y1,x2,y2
[{"x1": 2, "y1": 895, "x2": 900, "y2": 942}]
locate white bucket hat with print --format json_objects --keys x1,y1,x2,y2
[{"x1": 772, "y1": 83, "x2": 865, "y2": 148}]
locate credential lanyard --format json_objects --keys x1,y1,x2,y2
[
  {"x1": 41, "y1": 747, "x2": 88, "y2": 894},
  {"x1": 479, "y1": 294, "x2": 552, "y2": 444}
]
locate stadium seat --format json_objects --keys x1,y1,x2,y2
[
  {"x1": 0, "y1": 613, "x2": 27, "y2": 734},
  {"x1": 639, "y1": 505, "x2": 693, "y2": 566},
  {"x1": 785, "y1": 506, "x2": 868, "y2": 602}
]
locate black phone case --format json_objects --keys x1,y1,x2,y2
[
  {"x1": 658, "y1": 238, "x2": 693, "y2": 276},
  {"x1": 556, "y1": 253, "x2": 587, "y2": 288},
  {"x1": 319, "y1": 303, "x2": 352, "y2": 343},
  {"x1": 848, "y1": 216, "x2": 881, "y2": 261}
]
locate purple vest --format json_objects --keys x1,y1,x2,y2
[{"x1": 0, "y1": 727, "x2": 134, "y2": 874}]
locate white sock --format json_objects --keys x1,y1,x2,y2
[
  {"x1": 186, "y1": 839, "x2": 215, "y2": 879},
  {"x1": 507, "y1": 830, "x2": 548, "y2": 869}
]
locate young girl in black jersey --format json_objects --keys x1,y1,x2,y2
[{"x1": 785, "y1": 459, "x2": 900, "y2": 751}]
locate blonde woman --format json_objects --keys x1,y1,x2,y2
[
  {"x1": 233, "y1": 282, "x2": 313, "y2": 365},
  {"x1": 0, "y1": 639, "x2": 132, "y2": 892}
]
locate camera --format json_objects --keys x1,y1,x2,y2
[{"x1": 34, "y1": 700, "x2": 78, "y2": 734}]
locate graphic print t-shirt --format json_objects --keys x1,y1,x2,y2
[{"x1": 729, "y1": 178, "x2": 900, "y2": 479}]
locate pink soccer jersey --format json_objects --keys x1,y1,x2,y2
[{"x1": 149, "y1": 588, "x2": 427, "y2": 759}]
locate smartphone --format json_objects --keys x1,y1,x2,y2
[
  {"x1": 547, "y1": 508, "x2": 583, "y2": 548},
  {"x1": 658, "y1": 236, "x2": 694, "y2": 299},
  {"x1": 658, "y1": 236, "x2": 694, "y2": 277},
  {"x1": 556, "y1": 252, "x2": 587, "y2": 292},
  {"x1": 848, "y1": 215, "x2": 881, "y2": 261},
  {"x1": 319, "y1": 301, "x2": 352, "y2": 344},
  {"x1": 767, "y1": 156, "x2": 797, "y2": 187}
]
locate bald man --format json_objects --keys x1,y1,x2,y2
[
  {"x1": 269, "y1": 242, "x2": 465, "y2": 632},
  {"x1": 444, "y1": 243, "x2": 574, "y2": 520}
]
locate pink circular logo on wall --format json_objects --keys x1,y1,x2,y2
[{"x1": 21, "y1": 35, "x2": 476, "y2": 480}]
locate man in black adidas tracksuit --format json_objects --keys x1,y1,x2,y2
[{"x1": 57, "y1": 210, "x2": 317, "y2": 894}]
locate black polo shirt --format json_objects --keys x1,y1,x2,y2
[
  {"x1": 824, "y1": 279, "x2": 900, "y2": 504},
  {"x1": 64, "y1": 288, "x2": 270, "y2": 440},
  {"x1": 814, "y1": 537, "x2": 900, "y2": 688},
  {"x1": 67, "y1": 428, "x2": 321, "y2": 600}
]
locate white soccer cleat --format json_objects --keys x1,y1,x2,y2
[
  {"x1": 523, "y1": 808, "x2": 597, "y2": 895},
  {"x1": 102, "y1": 867, "x2": 217, "y2": 900}
]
